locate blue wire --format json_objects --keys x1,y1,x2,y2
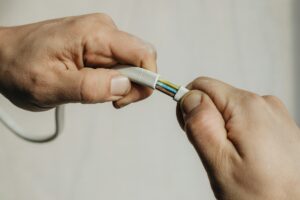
[{"x1": 156, "y1": 81, "x2": 177, "y2": 94}]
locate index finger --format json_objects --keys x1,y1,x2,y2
[
  {"x1": 109, "y1": 30, "x2": 157, "y2": 108},
  {"x1": 187, "y1": 77, "x2": 240, "y2": 121}
]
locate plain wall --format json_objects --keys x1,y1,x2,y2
[
  {"x1": 293, "y1": 0, "x2": 300, "y2": 124},
  {"x1": 0, "y1": 0, "x2": 298, "y2": 199}
]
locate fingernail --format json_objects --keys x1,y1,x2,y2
[
  {"x1": 110, "y1": 75, "x2": 131, "y2": 96},
  {"x1": 113, "y1": 101, "x2": 121, "y2": 109},
  {"x1": 113, "y1": 101, "x2": 131, "y2": 109},
  {"x1": 181, "y1": 91, "x2": 202, "y2": 115}
]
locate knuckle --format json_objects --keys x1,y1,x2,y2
[
  {"x1": 29, "y1": 86, "x2": 46, "y2": 106},
  {"x1": 79, "y1": 73, "x2": 98, "y2": 103},
  {"x1": 189, "y1": 76, "x2": 212, "y2": 89},
  {"x1": 193, "y1": 76, "x2": 212, "y2": 83},
  {"x1": 243, "y1": 92, "x2": 263, "y2": 104},
  {"x1": 90, "y1": 13, "x2": 115, "y2": 24},
  {"x1": 69, "y1": 13, "x2": 115, "y2": 30},
  {"x1": 65, "y1": 17, "x2": 86, "y2": 34},
  {"x1": 139, "y1": 44, "x2": 157, "y2": 61},
  {"x1": 238, "y1": 91, "x2": 266, "y2": 111},
  {"x1": 28, "y1": 70, "x2": 51, "y2": 105},
  {"x1": 145, "y1": 43, "x2": 157, "y2": 58},
  {"x1": 263, "y1": 95, "x2": 281, "y2": 104},
  {"x1": 99, "y1": 13, "x2": 114, "y2": 22},
  {"x1": 80, "y1": 89, "x2": 97, "y2": 103},
  {"x1": 263, "y1": 95, "x2": 285, "y2": 109}
]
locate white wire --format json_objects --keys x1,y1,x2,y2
[{"x1": 0, "y1": 105, "x2": 64, "y2": 143}]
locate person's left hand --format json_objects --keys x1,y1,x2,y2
[{"x1": 0, "y1": 13, "x2": 157, "y2": 111}]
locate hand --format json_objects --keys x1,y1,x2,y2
[
  {"x1": 177, "y1": 77, "x2": 300, "y2": 200},
  {"x1": 0, "y1": 13, "x2": 156, "y2": 111}
]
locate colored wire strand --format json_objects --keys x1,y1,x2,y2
[{"x1": 155, "y1": 78, "x2": 180, "y2": 97}]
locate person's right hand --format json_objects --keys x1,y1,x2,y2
[{"x1": 176, "y1": 77, "x2": 300, "y2": 200}]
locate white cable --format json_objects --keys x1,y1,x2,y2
[
  {"x1": 0, "y1": 65, "x2": 188, "y2": 142},
  {"x1": 0, "y1": 105, "x2": 64, "y2": 143},
  {"x1": 114, "y1": 65, "x2": 160, "y2": 89},
  {"x1": 116, "y1": 65, "x2": 189, "y2": 102},
  {"x1": 174, "y1": 86, "x2": 189, "y2": 101}
]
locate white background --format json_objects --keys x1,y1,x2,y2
[{"x1": 0, "y1": 0, "x2": 299, "y2": 199}]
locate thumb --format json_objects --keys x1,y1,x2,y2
[
  {"x1": 57, "y1": 68, "x2": 131, "y2": 103},
  {"x1": 177, "y1": 90, "x2": 229, "y2": 169}
]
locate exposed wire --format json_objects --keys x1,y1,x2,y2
[
  {"x1": 155, "y1": 78, "x2": 180, "y2": 98},
  {"x1": 0, "y1": 65, "x2": 188, "y2": 143}
]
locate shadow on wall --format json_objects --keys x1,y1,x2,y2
[{"x1": 293, "y1": 1, "x2": 300, "y2": 125}]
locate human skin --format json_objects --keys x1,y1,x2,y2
[
  {"x1": 1, "y1": 13, "x2": 299, "y2": 200},
  {"x1": 177, "y1": 77, "x2": 300, "y2": 200},
  {"x1": 0, "y1": 13, "x2": 157, "y2": 111}
]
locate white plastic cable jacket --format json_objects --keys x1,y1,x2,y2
[
  {"x1": 116, "y1": 65, "x2": 189, "y2": 102},
  {"x1": 115, "y1": 65, "x2": 160, "y2": 89},
  {"x1": 173, "y1": 86, "x2": 189, "y2": 101},
  {"x1": 0, "y1": 106, "x2": 64, "y2": 142}
]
